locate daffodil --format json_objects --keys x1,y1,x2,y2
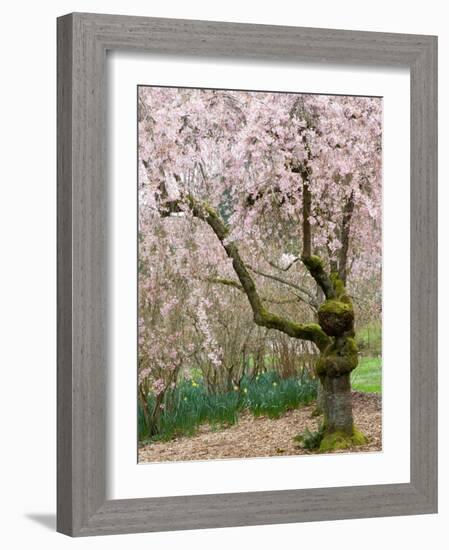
[
  {"x1": 272, "y1": 382, "x2": 278, "y2": 387},
  {"x1": 243, "y1": 388, "x2": 248, "y2": 394}
]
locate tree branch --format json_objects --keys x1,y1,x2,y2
[
  {"x1": 338, "y1": 190, "x2": 355, "y2": 285},
  {"x1": 246, "y1": 264, "x2": 318, "y2": 306},
  {"x1": 266, "y1": 256, "x2": 301, "y2": 272},
  {"x1": 162, "y1": 194, "x2": 329, "y2": 351},
  {"x1": 302, "y1": 179, "x2": 312, "y2": 258},
  {"x1": 202, "y1": 276, "x2": 317, "y2": 310},
  {"x1": 202, "y1": 277, "x2": 243, "y2": 291},
  {"x1": 297, "y1": 171, "x2": 336, "y2": 299}
]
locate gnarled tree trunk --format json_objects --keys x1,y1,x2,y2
[
  {"x1": 321, "y1": 373, "x2": 353, "y2": 433},
  {"x1": 313, "y1": 273, "x2": 366, "y2": 451}
]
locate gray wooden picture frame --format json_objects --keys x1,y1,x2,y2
[{"x1": 57, "y1": 12, "x2": 438, "y2": 537}]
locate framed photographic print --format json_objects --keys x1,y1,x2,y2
[{"x1": 57, "y1": 12, "x2": 437, "y2": 536}]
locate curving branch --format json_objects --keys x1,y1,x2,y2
[
  {"x1": 161, "y1": 194, "x2": 329, "y2": 351},
  {"x1": 246, "y1": 264, "x2": 318, "y2": 307},
  {"x1": 202, "y1": 276, "x2": 317, "y2": 310},
  {"x1": 202, "y1": 277, "x2": 243, "y2": 291},
  {"x1": 301, "y1": 254, "x2": 335, "y2": 300},
  {"x1": 266, "y1": 256, "x2": 301, "y2": 272}
]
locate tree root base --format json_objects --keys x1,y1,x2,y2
[{"x1": 319, "y1": 427, "x2": 367, "y2": 453}]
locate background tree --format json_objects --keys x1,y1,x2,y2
[{"x1": 138, "y1": 87, "x2": 382, "y2": 451}]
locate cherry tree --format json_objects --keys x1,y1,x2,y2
[{"x1": 138, "y1": 87, "x2": 381, "y2": 451}]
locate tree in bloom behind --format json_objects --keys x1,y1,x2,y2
[{"x1": 138, "y1": 86, "x2": 382, "y2": 450}]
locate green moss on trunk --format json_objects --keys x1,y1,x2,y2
[
  {"x1": 316, "y1": 338, "x2": 358, "y2": 377},
  {"x1": 319, "y1": 427, "x2": 368, "y2": 453},
  {"x1": 312, "y1": 272, "x2": 368, "y2": 449}
]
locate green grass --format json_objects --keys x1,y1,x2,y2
[
  {"x1": 138, "y1": 371, "x2": 317, "y2": 443},
  {"x1": 356, "y1": 322, "x2": 382, "y2": 357},
  {"x1": 350, "y1": 356, "x2": 382, "y2": 393},
  {"x1": 245, "y1": 371, "x2": 317, "y2": 418}
]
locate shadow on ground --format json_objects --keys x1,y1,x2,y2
[{"x1": 25, "y1": 513, "x2": 56, "y2": 531}]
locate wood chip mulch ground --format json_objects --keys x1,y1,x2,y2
[{"x1": 138, "y1": 391, "x2": 382, "y2": 463}]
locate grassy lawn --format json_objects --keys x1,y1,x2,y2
[{"x1": 351, "y1": 356, "x2": 382, "y2": 393}]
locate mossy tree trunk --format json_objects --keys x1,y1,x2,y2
[
  {"x1": 299, "y1": 175, "x2": 365, "y2": 450},
  {"x1": 313, "y1": 273, "x2": 366, "y2": 450},
  {"x1": 320, "y1": 373, "x2": 353, "y2": 433}
]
